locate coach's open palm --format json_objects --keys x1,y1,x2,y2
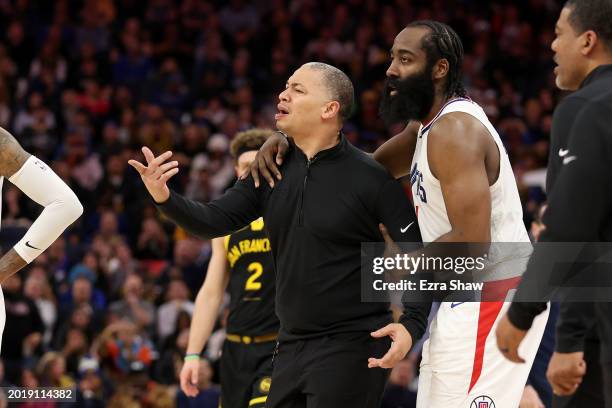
[
  {"x1": 128, "y1": 146, "x2": 179, "y2": 204},
  {"x1": 368, "y1": 323, "x2": 413, "y2": 369}
]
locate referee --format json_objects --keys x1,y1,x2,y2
[
  {"x1": 496, "y1": 0, "x2": 612, "y2": 406},
  {"x1": 129, "y1": 62, "x2": 429, "y2": 407}
]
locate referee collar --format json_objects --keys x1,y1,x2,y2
[{"x1": 580, "y1": 64, "x2": 612, "y2": 88}]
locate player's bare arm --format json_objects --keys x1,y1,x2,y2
[
  {"x1": 372, "y1": 121, "x2": 421, "y2": 178},
  {"x1": 180, "y1": 236, "x2": 230, "y2": 397},
  {"x1": 0, "y1": 127, "x2": 31, "y2": 177},
  {"x1": 428, "y1": 112, "x2": 498, "y2": 243}
]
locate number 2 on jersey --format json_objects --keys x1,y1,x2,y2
[{"x1": 245, "y1": 262, "x2": 263, "y2": 291}]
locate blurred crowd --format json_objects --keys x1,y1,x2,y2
[{"x1": 0, "y1": 0, "x2": 561, "y2": 406}]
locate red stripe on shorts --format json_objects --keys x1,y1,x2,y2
[{"x1": 468, "y1": 276, "x2": 521, "y2": 392}]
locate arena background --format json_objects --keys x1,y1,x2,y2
[{"x1": 0, "y1": 0, "x2": 560, "y2": 406}]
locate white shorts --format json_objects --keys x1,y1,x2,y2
[{"x1": 416, "y1": 299, "x2": 549, "y2": 408}]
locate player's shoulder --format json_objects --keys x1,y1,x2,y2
[{"x1": 429, "y1": 111, "x2": 488, "y2": 152}]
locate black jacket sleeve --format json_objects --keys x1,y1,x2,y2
[
  {"x1": 376, "y1": 178, "x2": 431, "y2": 343},
  {"x1": 555, "y1": 302, "x2": 596, "y2": 352},
  {"x1": 156, "y1": 177, "x2": 264, "y2": 240},
  {"x1": 509, "y1": 102, "x2": 612, "y2": 333}
]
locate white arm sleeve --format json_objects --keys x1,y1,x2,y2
[{"x1": 8, "y1": 156, "x2": 83, "y2": 263}]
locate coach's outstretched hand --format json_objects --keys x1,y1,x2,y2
[
  {"x1": 240, "y1": 131, "x2": 289, "y2": 187},
  {"x1": 368, "y1": 323, "x2": 413, "y2": 369},
  {"x1": 128, "y1": 146, "x2": 179, "y2": 204}
]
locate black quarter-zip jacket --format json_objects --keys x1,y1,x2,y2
[
  {"x1": 508, "y1": 65, "x2": 612, "y2": 354},
  {"x1": 157, "y1": 134, "x2": 430, "y2": 342}
]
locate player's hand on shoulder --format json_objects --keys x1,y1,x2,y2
[
  {"x1": 180, "y1": 359, "x2": 201, "y2": 397},
  {"x1": 241, "y1": 131, "x2": 288, "y2": 188},
  {"x1": 128, "y1": 146, "x2": 179, "y2": 204},
  {"x1": 368, "y1": 323, "x2": 413, "y2": 369}
]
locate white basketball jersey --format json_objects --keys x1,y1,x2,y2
[{"x1": 410, "y1": 98, "x2": 530, "y2": 245}]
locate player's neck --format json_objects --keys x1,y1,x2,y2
[
  {"x1": 293, "y1": 128, "x2": 340, "y2": 160},
  {"x1": 421, "y1": 92, "x2": 453, "y2": 126}
]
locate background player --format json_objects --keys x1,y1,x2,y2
[
  {"x1": 179, "y1": 129, "x2": 278, "y2": 408},
  {"x1": 0, "y1": 127, "x2": 83, "y2": 351}
]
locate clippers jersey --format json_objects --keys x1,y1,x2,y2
[
  {"x1": 224, "y1": 218, "x2": 278, "y2": 335},
  {"x1": 410, "y1": 98, "x2": 530, "y2": 245}
]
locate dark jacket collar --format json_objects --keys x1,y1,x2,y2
[
  {"x1": 288, "y1": 132, "x2": 346, "y2": 161},
  {"x1": 581, "y1": 64, "x2": 612, "y2": 88}
]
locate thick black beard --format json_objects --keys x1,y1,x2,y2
[{"x1": 379, "y1": 64, "x2": 436, "y2": 126}]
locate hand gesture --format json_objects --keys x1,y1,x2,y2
[{"x1": 128, "y1": 147, "x2": 179, "y2": 203}]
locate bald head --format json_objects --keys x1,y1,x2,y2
[{"x1": 302, "y1": 62, "x2": 354, "y2": 121}]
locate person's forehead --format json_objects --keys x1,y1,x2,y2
[
  {"x1": 392, "y1": 26, "x2": 430, "y2": 54},
  {"x1": 288, "y1": 66, "x2": 322, "y2": 87},
  {"x1": 557, "y1": 7, "x2": 572, "y2": 28}
]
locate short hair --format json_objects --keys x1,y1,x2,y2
[
  {"x1": 302, "y1": 62, "x2": 354, "y2": 121},
  {"x1": 565, "y1": 0, "x2": 612, "y2": 51},
  {"x1": 406, "y1": 20, "x2": 467, "y2": 99},
  {"x1": 229, "y1": 128, "x2": 275, "y2": 161}
]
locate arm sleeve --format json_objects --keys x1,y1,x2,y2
[
  {"x1": 156, "y1": 177, "x2": 264, "y2": 240},
  {"x1": 9, "y1": 156, "x2": 83, "y2": 263},
  {"x1": 376, "y1": 178, "x2": 431, "y2": 343},
  {"x1": 509, "y1": 103, "x2": 612, "y2": 333}
]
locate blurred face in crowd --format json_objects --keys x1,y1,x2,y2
[
  {"x1": 100, "y1": 211, "x2": 118, "y2": 236},
  {"x1": 551, "y1": 6, "x2": 591, "y2": 90},
  {"x1": 73, "y1": 277, "x2": 92, "y2": 303},
  {"x1": 21, "y1": 369, "x2": 38, "y2": 389},
  {"x1": 167, "y1": 280, "x2": 189, "y2": 302},
  {"x1": 276, "y1": 66, "x2": 340, "y2": 137},
  {"x1": 234, "y1": 150, "x2": 257, "y2": 176},
  {"x1": 380, "y1": 26, "x2": 438, "y2": 125},
  {"x1": 24, "y1": 276, "x2": 42, "y2": 299},
  {"x1": 72, "y1": 305, "x2": 92, "y2": 328},
  {"x1": 49, "y1": 356, "x2": 66, "y2": 380},
  {"x1": 123, "y1": 274, "x2": 143, "y2": 298}
]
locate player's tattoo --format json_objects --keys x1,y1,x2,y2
[
  {"x1": 0, "y1": 248, "x2": 28, "y2": 283},
  {"x1": 0, "y1": 127, "x2": 31, "y2": 178}
]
